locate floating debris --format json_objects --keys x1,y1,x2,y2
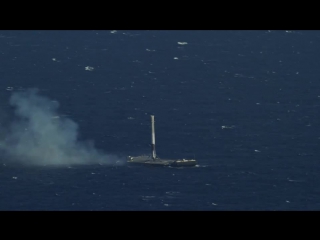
[
  {"x1": 221, "y1": 125, "x2": 235, "y2": 129},
  {"x1": 177, "y1": 42, "x2": 188, "y2": 45},
  {"x1": 85, "y1": 66, "x2": 94, "y2": 71}
]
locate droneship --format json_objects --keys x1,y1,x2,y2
[{"x1": 127, "y1": 115, "x2": 197, "y2": 167}]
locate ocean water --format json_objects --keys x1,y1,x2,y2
[{"x1": 0, "y1": 30, "x2": 320, "y2": 210}]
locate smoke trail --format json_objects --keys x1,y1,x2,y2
[{"x1": 0, "y1": 89, "x2": 123, "y2": 166}]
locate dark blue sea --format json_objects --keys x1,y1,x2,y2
[{"x1": 0, "y1": 30, "x2": 319, "y2": 210}]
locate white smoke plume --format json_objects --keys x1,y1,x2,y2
[{"x1": 0, "y1": 89, "x2": 123, "y2": 166}]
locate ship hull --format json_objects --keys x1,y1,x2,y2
[{"x1": 127, "y1": 156, "x2": 197, "y2": 167}]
